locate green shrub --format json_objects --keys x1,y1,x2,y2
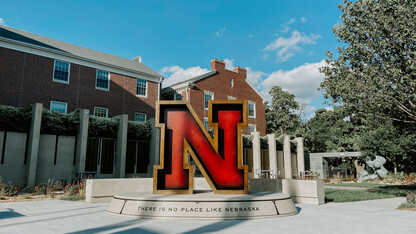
[
  {"x1": 41, "y1": 109, "x2": 79, "y2": 135},
  {"x1": 88, "y1": 116, "x2": 119, "y2": 138},
  {"x1": 128, "y1": 120, "x2": 152, "y2": 140},
  {"x1": 0, "y1": 177, "x2": 20, "y2": 197},
  {"x1": 32, "y1": 185, "x2": 47, "y2": 195},
  {"x1": 0, "y1": 105, "x2": 32, "y2": 132},
  {"x1": 398, "y1": 202, "x2": 416, "y2": 209}
]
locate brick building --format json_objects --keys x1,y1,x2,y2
[
  {"x1": 162, "y1": 59, "x2": 266, "y2": 136},
  {"x1": 0, "y1": 25, "x2": 163, "y2": 121}
]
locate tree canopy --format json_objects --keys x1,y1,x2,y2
[
  {"x1": 265, "y1": 86, "x2": 301, "y2": 136},
  {"x1": 320, "y1": 0, "x2": 416, "y2": 123}
]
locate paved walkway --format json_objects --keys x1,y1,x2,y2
[{"x1": 0, "y1": 198, "x2": 415, "y2": 234}]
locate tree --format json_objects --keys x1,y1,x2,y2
[
  {"x1": 320, "y1": 0, "x2": 416, "y2": 123},
  {"x1": 305, "y1": 106, "x2": 360, "y2": 153},
  {"x1": 358, "y1": 118, "x2": 416, "y2": 173},
  {"x1": 265, "y1": 86, "x2": 300, "y2": 135}
]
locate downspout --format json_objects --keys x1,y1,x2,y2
[{"x1": 158, "y1": 77, "x2": 163, "y2": 100}]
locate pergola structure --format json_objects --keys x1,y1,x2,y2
[{"x1": 309, "y1": 152, "x2": 362, "y2": 179}]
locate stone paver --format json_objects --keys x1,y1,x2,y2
[{"x1": 0, "y1": 198, "x2": 415, "y2": 234}]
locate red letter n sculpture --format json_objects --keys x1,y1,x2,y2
[{"x1": 153, "y1": 100, "x2": 248, "y2": 194}]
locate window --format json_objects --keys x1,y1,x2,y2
[
  {"x1": 96, "y1": 70, "x2": 110, "y2": 90},
  {"x1": 249, "y1": 125, "x2": 256, "y2": 135},
  {"x1": 50, "y1": 101, "x2": 67, "y2": 113},
  {"x1": 174, "y1": 93, "x2": 182, "y2": 100},
  {"x1": 230, "y1": 78, "x2": 234, "y2": 87},
  {"x1": 228, "y1": 96, "x2": 236, "y2": 100},
  {"x1": 135, "y1": 112, "x2": 147, "y2": 123},
  {"x1": 94, "y1": 107, "x2": 108, "y2": 118},
  {"x1": 248, "y1": 102, "x2": 256, "y2": 118},
  {"x1": 53, "y1": 60, "x2": 70, "y2": 83},
  {"x1": 136, "y1": 79, "x2": 147, "y2": 96},
  {"x1": 204, "y1": 92, "x2": 214, "y2": 109},
  {"x1": 204, "y1": 118, "x2": 209, "y2": 129}
]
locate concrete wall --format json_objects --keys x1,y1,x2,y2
[
  {"x1": 0, "y1": 131, "x2": 77, "y2": 186},
  {"x1": 0, "y1": 132, "x2": 27, "y2": 186},
  {"x1": 36, "y1": 135, "x2": 76, "y2": 184},
  {"x1": 282, "y1": 179, "x2": 324, "y2": 205}
]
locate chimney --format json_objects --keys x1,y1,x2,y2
[
  {"x1": 234, "y1": 66, "x2": 247, "y2": 77},
  {"x1": 132, "y1": 56, "x2": 142, "y2": 63},
  {"x1": 211, "y1": 59, "x2": 225, "y2": 71}
]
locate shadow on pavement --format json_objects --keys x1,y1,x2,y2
[{"x1": 0, "y1": 208, "x2": 24, "y2": 219}]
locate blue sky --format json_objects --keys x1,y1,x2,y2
[{"x1": 0, "y1": 0, "x2": 343, "y2": 118}]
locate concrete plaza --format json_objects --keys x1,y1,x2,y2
[{"x1": 0, "y1": 197, "x2": 415, "y2": 234}]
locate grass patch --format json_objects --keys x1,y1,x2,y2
[
  {"x1": 398, "y1": 202, "x2": 416, "y2": 209},
  {"x1": 327, "y1": 183, "x2": 416, "y2": 190},
  {"x1": 325, "y1": 189, "x2": 406, "y2": 203},
  {"x1": 60, "y1": 195, "x2": 85, "y2": 201}
]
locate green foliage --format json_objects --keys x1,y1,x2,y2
[
  {"x1": 64, "y1": 183, "x2": 83, "y2": 196},
  {"x1": 88, "y1": 116, "x2": 119, "y2": 138},
  {"x1": 266, "y1": 86, "x2": 301, "y2": 135},
  {"x1": 243, "y1": 135, "x2": 253, "y2": 148},
  {"x1": 41, "y1": 109, "x2": 79, "y2": 135},
  {"x1": 128, "y1": 120, "x2": 152, "y2": 140},
  {"x1": 320, "y1": 0, "x2": 416, "y2": 123},
  {"x1": 0, "y1": 105, "x2": 31, "y2": 132},
  {"x1": 32, "y1": 185, "x2": 47, "y2": 195},
  {"x1": 398, "y1": 202, "x2": 416, "y2": 209},
  {"x1": 60, "y1": 195, "x2": 85, "y2": 201},
  {"x1": 0, "y1": 177, "x2": 20, "y2": 197},
  {"x1": 325, "y1": 188, "x2": 406, "y2": 203},
  {"x1": 305, "y1": 106, "x2": 361, "y2": 153},
  {"x1": 358, "y1": 119, "x2": 416, "y2": 173}
]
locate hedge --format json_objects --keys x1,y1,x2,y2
[
  {"x1": 41, "y1": 109, "x2": 79, "y2": 135},
  {"x1": 0, "y1": 105, "x2": 32, "y2": 132},
  {"x1": 1, "y1": 105, "x2": 152, "y2": 139}
]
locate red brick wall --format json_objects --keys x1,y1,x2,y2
[
  {"x1": 0, "y1": 47, "x2": 159, "y2": 120},
  {"x1": 188, "y1": 60, "x2": 266, "y2": 136}
]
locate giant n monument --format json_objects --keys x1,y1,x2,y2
[{"x1": 107, "y1": 100, "x2": 298, "y2": 219}]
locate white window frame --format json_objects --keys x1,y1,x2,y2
[
  {"x1": 94, "y1": 107, "x2": 108, "y2": 118},
  {"x1": 204, "y1": 91, "x2": 214, "y2": 110},
  {"x1": 204, "y1": 117, "x2": 209, "y2": 130},
  {"x1": 174, "y1": 93, "x2": 182, "y2": 100},
  {"x1": 134, "y1": 112, "x2": 147, "y2": 123},
  {"x1": 248, "y1": 124, "x2": 256, "y2": 135},
  {"x1": 52, "y1": 60, "x2": 70, "y2": 84},
  {"x1": 50, "y1": 101, "x2": 67, "y2": 113},
  {"x1": 95, "y1": 70, "x2": 110, "y2": 91},
  {"x1": 227, "y1": 96, "x2": 236, "y2": 100},
  {"x1": 136, "y1": 78, "x2": 147, "y2": 97},
  {"x1": 248, "y1": 101, "x2": 256, "y2": 118}
]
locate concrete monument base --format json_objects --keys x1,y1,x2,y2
[{"x1": 107, "y1": 191, "x2": 297, "y2": 220}]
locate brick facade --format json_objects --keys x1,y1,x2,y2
[
  {"x1": 162, "y1": 59, "x2": 266, "y2": 136},
  {"x1": 0, "y1": 47, "x2": 159, "y2": 120}
]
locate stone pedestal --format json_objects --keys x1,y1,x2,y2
[{"x1": 107, "y1": 191, "x2": 297, "y2": 220}]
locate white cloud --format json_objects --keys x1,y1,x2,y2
[
  {"x1": 216, "y1": 26, "x2": 226, "y2": 37},
  {"x1": 263, "y1": 30, "x2": 320, "y2": 63},
  {"x1": 246, "y1": 67, "x2": 267, "y2": 86},
  {"x1": 223, "y1": 58, "x2": 234, "y2": 70},
  {"x1": 260, "y1": 60, "x2": 326, "y2": 102},
  {"x1": 160, "y1": 65, "x2": 209, "y2": 88},
  {"x1": 0, "y1": 18, "x2": 5, "y2": 26},
  {"x1": 280, "y1": 18, "x2": 296, "y2": 33},
  {"x1": 248, "y1": 34, "x2": 254, "y2": 38},
  {"x1": 301, "y1": 17, "x2": 307, "y2": 23},
  {"x1": 325, "y1": 106, "x2": 334, "y2": 111}
]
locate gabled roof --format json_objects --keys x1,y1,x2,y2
[
  {"x1": 0, "y1": 25, "x2": 162, "y2": 79},
  {"x1": 162, "y1": 69, "x2": 267, "y2": 103},
  {"x1": 161, "y1": 70, "x2": 218, "y2": 94}
]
